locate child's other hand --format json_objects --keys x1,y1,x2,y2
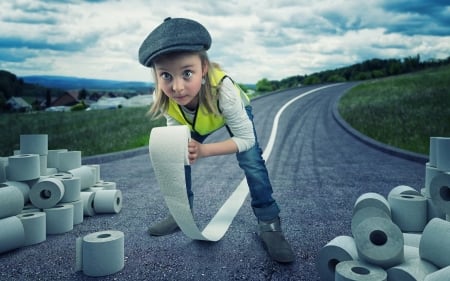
[{"x1": 188, "y1": 140, "x2": 202, "y2": 164}]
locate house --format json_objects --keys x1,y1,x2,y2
[
  {"x1": 50, "y1": 90, "x2": 80, "y2": 107},
  {"x1": 6, "y1": 97, "x2": 32, "y2": 112}
]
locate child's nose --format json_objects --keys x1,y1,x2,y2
[{"x1": 172, "y1": 77, "x2": 184, "y2": 92}]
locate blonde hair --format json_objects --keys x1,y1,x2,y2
[{"x1": 148, "y1": 51, "x2": 221, "y2": 119}]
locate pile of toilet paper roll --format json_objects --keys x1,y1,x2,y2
[
  {"x1": 317, "y1": 136, "x2": 450, "y2": 281},
  {"x1": 0, "y1": 134, "x2": 124, "y2": 277}
]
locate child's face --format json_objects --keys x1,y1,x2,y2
[{"x1": 154, "y1": 52, "x2": 207, "y2": 110}]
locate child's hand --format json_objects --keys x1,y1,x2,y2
[{"x1": 188, "y1": 140, "x2": 202, "y2": 164}]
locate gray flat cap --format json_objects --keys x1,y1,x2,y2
[{"x1": 138, "y1": 17, "x2": 212, "y2": 67}]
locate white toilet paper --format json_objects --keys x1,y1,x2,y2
[
  {"x1": 80, "y1": 191, "x2": 96, "y2": 217},
  {"x1": 92, "y1": 181, "x2": 117, "y2": 190},
  {"x1": 6, "y1": 154, "x2": 40, "y2": 181},
  {"x1": 0, "y1": 216, "x2": 25, "y2": 254},
  {"x1": 30, "y1": 177, "x2": 65, "y2": 209},
  {"x1": 5, "y1": 181, "x2": 30, "y2": 203},
  {"x1": 428, "y1": 137, "x2": 441, "y2": 167},
  {"x1": 93, "y1": 190, "x2": 122, "y2": 214},
  {"x1": 436, "y1": 137, "x2": 450, "y2": 171},
  {"x1": 388, "y1": 194, "x2": 427, "y2": 232},
  {"x1": 419, "y1": 218, "x2": 450, "y2": 268},
  {"x1": 44, "y1": 203, "x2": 74, "y2": 234},
  {"x1": 351, "y1": 207, "x2": 391, "y2": 236},
  {"x1": 387, "y1": 185, "x2": 420, "y2": 200},
  {"x1": 71, "y1": 199, "x2": 84, "y2": 225},
  {"x1": 87, "y1": 164, "x2": 101, "y2": 183},
  {"x1": 425, "y1": 163, "x2": 441, "y2": 191},
  {"x1": 316, "y1": 235, "x2": 359, "y2": 281},
  {"x1": 353, "y1": 192, "x2": 391, "y2": 217},
  {"x1": 429, "y1": 172, "x2": 450, "y2": 214},
  {"x1": 69, "y1": 166, "x2": 96, "y2": 190},
  {"x1": 335, "y1": 260, "x2": 387, "y2": 281},
  {"x1": 386, "y1": 258, "x2": 437, "y2": 281},
  {"x1": 77, "y1": 230, "x2": 125, "y2": 277},
  {"x1": 51, "y1": 174, "x2": 81, "y2": 203},
  {"x1": 47, "y1": 149, "x2": 68, "y2": 168},
  {"x1": 57, "y1": 150, "x2": 82, "y2": 171},
  {"x1": 20, "y1": 134, "x2": 48, "y2": 155},
  {"x1": 403, "y1": 233, "x2": 422, "y2": 248},
  {"x1": 16, "y1": 211, "x2": 46, "y2": 246},
  {"x1": 424, "y1": 265, "x2": 450, "y2": 281},
  {"x1": 403, "y1": 245, "x2": 420, "y2": 261},
  {"x1": 353, "y1": 216, "x2": 404, "y2": 269},
  {"x1": 0, "y1": 183, "x2": 24, "y2": 219}
]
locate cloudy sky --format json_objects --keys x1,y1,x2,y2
[{"x1": 0, "y1": 0, "x2": 449, "y2": 84}]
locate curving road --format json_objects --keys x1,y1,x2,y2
[{"x1": 0, "y1": 83, "x2": 426, "y2": 280}]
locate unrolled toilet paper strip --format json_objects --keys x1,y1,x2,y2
[
  {"x1": 424, "y1": 265, "x2": 450, "y2": 281},
  {"x1": 436, "y1": 137, "x2": 450, "y2": 171},
  {"x1": 20, "y1": 134, "x2": 48, "y2": 155},
  {"x1": 419, "y1": 218, "x2": 450, "y2": 268},
  {"x1": 429, "y1": 172, "x2": 450, "y2": 214},
  {"x1": 93, "y1": 190, "x2": 122, "y2": 213},
  {"x1": 0, "y1": 216, "x2": 25, "y2": 254},
  {"x1": 69, "y1": 166, "x2": 96, "y2": 190},
  {"x1": 388, "y1": 194, "x2": 427, "y2": 232},
  {"x1": 7, "y1": 154, "x2": 41, "y2": 181},
  {"x1": 30, "y1": 177, "x2": 65, "y2": 209},
  {"x1": 316, "y1": 235, "x2": 359, "y2": 281},
  {"x1": 351, "y1": 207, "x2": 391, "y2": 236},
  {"x1": 386, "y1": 258, "x2": 437, "y2": 281},
  {"x1": 5, "y1": 181, "x2": 30, "y2": 203},
  {"x1": 44, "y1": 203, "x2": 74, "y2": 234},
  {"x1": 353, "y1": 216, "x2": 404, "y2": 269},
  {"x1": 57, "y1": 150, "x2": 82, "y2": 171},
  {"x1": 80, "y1": 191, "x2": 96, "y2": 216},
  {"x1": 335, "y1": 260, "x2": 387, "y2": 281},
  {"x1": 387, "y1": 185, "x2": 420, "y2": 200},
  {"x1": 50, "y1": 174, "x2": 81, "y2": 203},
  {"x1": 16, "y1": 211, "x2": 46, "y2": 246},
  {"x1": 0, "y1": 184, "x2": 24, "y2": 219},
  {"x1": 149, "y1": 125, "x2": 250, "y2": 241},
  {"x1": 76, "y1": 230, "x2": 125, "y2": 277},
  {"x1": 353, "y1": 192, "x2": 391, "y2": 217}
]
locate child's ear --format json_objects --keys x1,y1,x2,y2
[{"x1": 202, "y1": 62, "x2": 209, "y2": 77}]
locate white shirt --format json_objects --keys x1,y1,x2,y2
[{"x1": 165, "y1": 77, "x2": 255, "y2": 152}]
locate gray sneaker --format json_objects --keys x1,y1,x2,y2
[
  {"x1": 148, "y1": 214, "x2": 180, "y2": 236},
  {"x1": 258, "y1": 217, "x2": 295, "y2": 263}
]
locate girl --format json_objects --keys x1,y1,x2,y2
[{"x1": 138, "y1": 17, "x2": 295, "y2": 263}]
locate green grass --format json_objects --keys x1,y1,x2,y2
[
  {"x1": 338, "y1": 65, "x2": 450, "y2": 155},
  {"x1": 0, "y1": 107, "x2": 165, "y2": 157}
]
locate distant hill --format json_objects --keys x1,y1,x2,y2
[{"x1": 21, "y1": 75, "x2": 153, "y2": 91}]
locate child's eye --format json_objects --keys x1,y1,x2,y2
[
  {"x1": 160, "y1": 72, "x2": 172, "y2": 81},
  {"x1": 183, "y1": 70, "x2": 193, "y2": 79}
]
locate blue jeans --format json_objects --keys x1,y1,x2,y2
[{"x1": 185, "y1": 105, "x2": 280, "y2": 222}]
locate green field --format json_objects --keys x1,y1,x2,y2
[
  {"x1": 338, "y1": 65, "x2": 450, "y2": 155},
  {"x1": 1, "y1": 65, "x2": 449, "y2": 157}
]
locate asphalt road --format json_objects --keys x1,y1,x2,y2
[{"x1": 0, "y1": 83, "x2": 427, "y2": 280}]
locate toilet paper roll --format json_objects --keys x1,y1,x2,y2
[
  {"x1": 0, "y1": 216, "x2": 25, "y2": 254},
  {"x1": 353, "y1": 192, "x2": 391, "y2": 217},
  {"x1": 80, "y1": 191, "x2": 96, "y2": 216},
  {"x1": 44, "y1": 203, "x2": 73, "y2": 234},
  {"x1": 51, "y1": 174, "x2": 81, "y2": 203},
  {"x1": 353, "y1": 216, "x2": 404, "y2": 269},
  {"x1": 424, "y1": 265, "x2": 450, "y2": 281},
  {"x1": 21, "y1": 204, "x2": 41, "y2": 213},
  {"x1": 16, "y1": 211, "x2": 46, "y2": 246},
  {"x1": 77, "y1": 230, "x2": 125, "y2": 277},
  {"x1": 317, "y1": 235, "x2": 359, "y2": 281},
  {"x1": 429, "y1": 172, "x2": 450, "y2": 214},
  {"x1": 335, "y1": 260, "x2": 387, "y2": 281},
  {"x1": 47, "y1": 149, "x2": 68, "y2": 168},
  {"x1": 20, "y1": 134, "x2": 48, "y2": 155},
  {"x1": 419, "y1": 218, "x2": 450, "y2": 268},
  {"x1": 5, "y1": 181, "x2": 30, "y2": 203},
  {"x1": 0, "y1": 183, "x2": 25, "y2": 219},
  {"x1": 87, "y1": 164, "x2": 101, "y2": 183},
  {"x1": 93, "y1": 190, "x2": 122, "y2": 214},
  {"x1": 388, "y1": 194, "x2": 427, "y2": 232},
  {"x1": 69, "y1": 166, "x2": 96, "y2": 190},
  {"x1": 351, "y1": 207, "x2": 391, "y2": 236},
  {"x1": 436, "y1": 137, "x2": 450, "y2": 171},
  {"x1": 92, "y1": 181, "x2": 117, "y2": 190},
  {"x1": 71, "y1": 199, "x2": 84, "y2": 225},
  {"x1": 57, "y1": 151, "x2": 82, "y2": 171},
  {"x1": 421, "y1": 193, "x2": 445, "y2": 221},
  {"x1": 425, "y1": 163, "x2": 441, "y2": 191},
  {"x1": 30, "y1": 178, "x2": 65, "y2": 209},
  {"x1": 403, "y1": 233, "x2": 422, "y2": 248},
  {"x1": 7, "y1": 154, "x2": 40, "y2": 181},
  {"x1": 39, "y1": 155, "x2": 47, "y2": 176},
  {"x1": 386, "y1": 258, "x2": 437, "y2": 281},
  {"x1": 388, "y1": 185, "x2": 420, "y2": 200},
  {"x1": 429, "y1": 137, "x2": 442, "y2": 167}
]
